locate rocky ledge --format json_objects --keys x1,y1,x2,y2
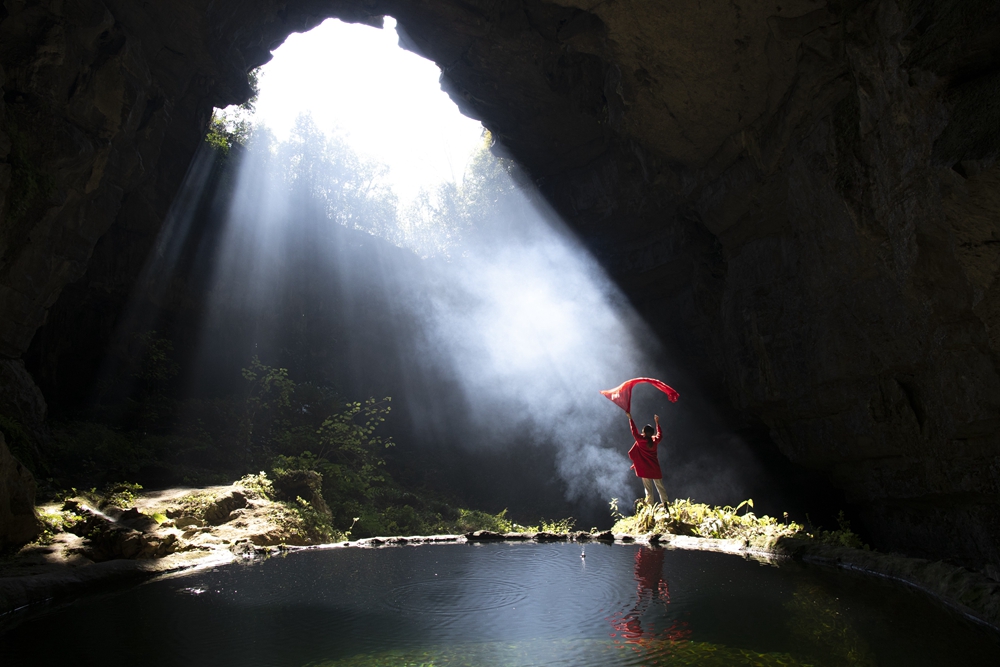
[{"x1": 0, "y1": 479, "x2": 331, "y2": 616}]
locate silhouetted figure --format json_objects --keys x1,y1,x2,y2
[{"x1": 626, "y1": 412, "x2": 667, "y2": 505}]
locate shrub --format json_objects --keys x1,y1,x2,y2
[
  {"x1": 612, "y1": 497, "x2": 803, "y2": 544},
  {"x1": 237, "y1": 471, "x2": 275, "y2": 500},
  {"x1": 611, "y1": 498, "x2": 868, "y2": 549},
  {"x1": 99, "y1": 482, "x2": 144, "y2": 510}
]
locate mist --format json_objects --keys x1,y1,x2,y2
[
  {"x1": 412, "y1": 192, "x2": 661, "y2": 503},
  {"x1": 192, "y1": 112, "x2": 678, "y2": 515}
]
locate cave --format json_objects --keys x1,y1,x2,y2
[{"x1": 2, "y1": 0, "x2": 1000, "y2": 588}]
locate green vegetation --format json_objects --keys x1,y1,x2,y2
[
  {"x1": 809, "y1": 511, "x2": 867, "y2": 549},
  {"x1": 98, "y1": 481, "x2": 144, "y2": 510},
  {"x1": 32, "y1": 509, "x2": 74, "y2": 546},
  {"x1": 446, "y1": 508, "x2": 574, "y2": 534},
  {"x1": 40, "y1": 345, "x2": 562, "y2": 541},
  {"x1": 611, "y1": 498, "x2": 867, "y2": 549},
  {"x1": 611, "y1": 497, "x2": 801, "y2": 543},
  {"x1": 204, "y1": 93, "x2": 525, "y2": 260},
  {"x1": 399, "y1": 131, "x2": 527, "y2": 258},
  {"x1": 205, "y1": 68, "x2": 260, "y2": 154},
  {"x1": 236, "y1": 471, "x2": 275, "y2": 499}
]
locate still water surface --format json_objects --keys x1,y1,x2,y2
[{"x1": 2, "y1": 542, "x2": 999, "y2": 666}]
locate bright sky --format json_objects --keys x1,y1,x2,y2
[{"x1": 249, "y1": 17, "x2": 485, "y2": 203}]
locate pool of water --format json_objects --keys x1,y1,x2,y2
[{"x1": 2, "y1": 542, "x2": 999, "y2": 666}]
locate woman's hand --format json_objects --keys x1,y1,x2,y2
[{"x1": 654, "y1": 414, "x2": 660, "y2": 422}]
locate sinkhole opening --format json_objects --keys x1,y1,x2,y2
[{"x1": 27, "y1": 17, "x2": 842, "y2": 536}]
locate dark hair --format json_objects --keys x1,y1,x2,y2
[{"x1": 641, "y1": 424, "x2": 655, "y2": 438}]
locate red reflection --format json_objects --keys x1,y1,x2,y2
[{"x1": 607, "y1": 547, "x2": 691, "y2": 653}]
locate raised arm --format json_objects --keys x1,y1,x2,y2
[
  {"x1": 653, "y1": 414, "x2": 662, "y2": 443},
  {"x1": 627, "y1": 412, "x2": 641, "y2": 441}
]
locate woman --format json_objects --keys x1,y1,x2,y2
[{"x1": 626, "y1": 411, "x2": 668, "y2": 505}]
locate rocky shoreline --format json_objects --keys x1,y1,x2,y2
[
  {"x1": 2, "y1": 486, "x2": 999, "y2": 634},
  {"x1": 327, "y1": 529, "x2": 1000, "y2": 633}
]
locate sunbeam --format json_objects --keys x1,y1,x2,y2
[{"x1": 196, "y1": 17, "x2": 671, "y2": 515}]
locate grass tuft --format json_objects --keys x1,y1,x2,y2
[{"x1": 610, "y1": 498, "x2": 866, "y2": 549}]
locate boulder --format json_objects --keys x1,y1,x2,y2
[
  {"x1": 0, "y1": 432, "x2": 41, "y2": 550},
  {"x1": 203, "y1": 490, "x2": 248, "y2": 525},
  {"x1": 532, "y1": 532, "x2": 569, "y2": 542},
  {"x1": 172, "y1": 515, "x2": 203, "y2": 528},
  {"x1": 117, "y1": 508, "x2": 158, "y2": 533}
]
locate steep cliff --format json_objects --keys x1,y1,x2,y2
[{"x1": 2, "y1": 0, "x2": 1000, "y2": 570}]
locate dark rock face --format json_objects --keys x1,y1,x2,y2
[
  {"x1": 2, "y1": 1, "x2": 1000, "y2": 568},
  {"x1": 0, "y1": 358, "x2": 47, "y2": 442},
  {"x1": 0, "y1": 432, "x2": 41, "y2": 550}
]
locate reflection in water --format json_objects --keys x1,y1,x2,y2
[{"x1": 608, "y1": 547, "x2": 691, "y2": 655}]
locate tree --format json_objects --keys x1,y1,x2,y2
[
  {"x1": 205, "y1": 68, "x2": 262, "y2": 154},
  {"x1": 398, "y1": 131, "x2": 532, "y2": 256},
  {"x1": 275, "y1": 113, "x2": 400, "y2": 238}
]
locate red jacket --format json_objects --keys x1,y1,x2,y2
[{"x1": 628, "y1": 417, "x2": 662, "y2": 479}]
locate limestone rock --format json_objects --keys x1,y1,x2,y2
[
  {"x1": 0, "y1": 432, "x2": 41, "y2": 550},
  {"x1": 532, "y1": 531, "x2": 568, "y2": 542},
  {"x1": 117, "y1": 508, "x2": 158, "y2": 533},
  {"x1": 172, "y1": 515, "x2": 203, "y2": 528},
  {"x1": 502, "y1": 532, "x2": 532, "y2": 541},
  {"x1": 203, "y1": 490, "x2": 247, "y2": 525},
  {"x1": 65, "y1": 505, "x2": 177, "y2": 561}
]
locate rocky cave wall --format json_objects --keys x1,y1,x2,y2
[{"x1": 2, "y1": 0, "x2": 1000, "y2": 571}]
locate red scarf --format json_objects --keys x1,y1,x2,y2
[{"x1": 600, "y1": 377, "x2": 679, "y2": 412}]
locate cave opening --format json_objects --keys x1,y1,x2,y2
[{"x1": 19, "y1": 16, "x2": 842, "y2": 534}]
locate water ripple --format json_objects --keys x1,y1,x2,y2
[{"x1": 384, "y1": 576, "x2": 528, "y2": 615}]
